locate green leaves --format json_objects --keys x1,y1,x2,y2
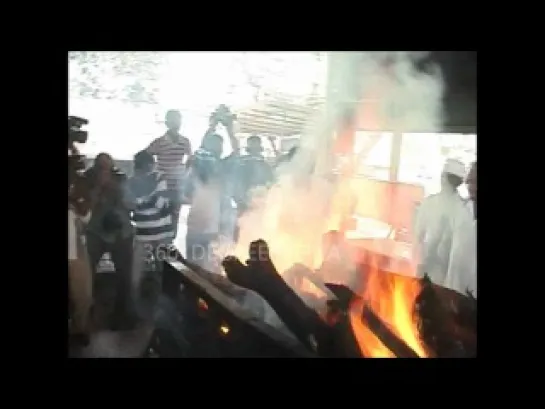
[{"x1": 69, "y1": 51, "x2": 164, "y2": 104}]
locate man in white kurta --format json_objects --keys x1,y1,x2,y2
[{"x1": 414, "y1": 159, "x2": 476, "y2": 295}]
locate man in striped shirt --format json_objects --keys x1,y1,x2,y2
[
  {"x1": 127, "y1": 151, "x2": 175, "y2": 311},
  {"x1": 146, "y1": 110, "x2": 192, "y2": 238}
]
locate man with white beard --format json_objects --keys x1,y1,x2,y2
[
  {"x1": 414, "y1": 159, "x2": 475, "y2": 293},
  {"x1": 444, "y1": 161, "x2": 477, "y2": 296}
]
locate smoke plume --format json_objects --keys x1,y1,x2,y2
[{"x1": 218, "y1": 52, "x2": 445, "y2": 308}]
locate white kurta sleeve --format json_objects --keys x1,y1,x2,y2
[{"x1": 444, "y1": 209, "x2": 477, "y2": 296}]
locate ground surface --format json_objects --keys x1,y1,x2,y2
[
  {"x1": 69, "y1": 208, "x2": 191, "y2": 358},
  {"x1": 69, "y1": 272, "x2": 156, "y2": 358}
]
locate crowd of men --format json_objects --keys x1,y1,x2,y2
[
  {"x1": 67, "y1": 106, "x2": 477, "y2": 351},
  {"x1": 68, "y1": 107, "x2": 281, "y2": 347}
]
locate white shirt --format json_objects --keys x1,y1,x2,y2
[
  {"x1": 465, "y1": 199, "x2": 475, "y2": 219},
  {"x1": 186, "y1": 181, "x2": 221, "y2": 235},
  {"x1": 445, "y1": 216, "x2": 477, "y2": 297},
  {"x1": 414, "y1": 190, "x2": 476, "y2": 294}
]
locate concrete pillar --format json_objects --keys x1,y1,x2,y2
[
  {"x1": 315, "y1": 52, "x2": 363, "y2": 175},
  {"x1": 389, "y1": 131, "x2": 403, "y2": 182}
]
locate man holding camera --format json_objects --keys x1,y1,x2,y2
[
  {"x1": 184, "y1": 105, "x2": 239, "y2": 268},
  {"x1": 146, "y1": 110, "x2": 192, "y2": 239},
  {"x1": 85, "y1": 153, "x2": 138, "y2": 330}
]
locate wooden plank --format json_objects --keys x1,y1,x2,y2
[{"x1": 164, "y1": 260, "x2": 316, "y2": 358}]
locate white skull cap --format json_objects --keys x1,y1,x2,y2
[{"x1": 443, "y1": 159, "x2": 466, "y2": 179}]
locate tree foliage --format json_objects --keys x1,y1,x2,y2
[
  {"x1": 69, "y1": 51, "x2": 165, "y2": 104},
  {"x1": 69, "y1": 52, "x2": 326, "y2": 106}
]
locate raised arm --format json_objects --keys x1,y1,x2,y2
[
  {"x1": 267, "y1": 135, "x2": 280, "y2": 158},
  {"x1": 225, "y1": 121, "x2": 240, "y2": 154}
]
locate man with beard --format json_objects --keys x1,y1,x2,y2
[
  {"x1": 443, "y1": 160, "x2": 477, "y2": 296},
  {"x1": 414, "y1": 159, "x2": 472, "y2": 290}
]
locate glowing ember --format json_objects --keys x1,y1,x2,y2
[
  {"x1": 198, "y1": 298, "x2": 209, "y2": 311},
  {"x1": 219, "y1": 324, "x2": 230, "y2": 335}
]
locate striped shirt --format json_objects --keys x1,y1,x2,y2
[
  {"x1": 146, "y1": 133, "x2": 192, "y2": 191},
  {"x1": 127, "y1": 170, "x2": 175, "y2": 242}
]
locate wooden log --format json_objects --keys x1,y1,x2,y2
[
  {"x1": 347, "y1": 239, "x2": 477, "y2": 357},
  {"x1": 164, "y1": 253, "x2": 316, "y2": 358},
  {"x1": 415, "y1": 275, "x2": 476, "y2": 357},
  {"x1": 223, "y1": 240, "x2": 331, "y2": 353},
  {"x1": 326, "y1": 313, "x2": 364, "y2": 358},
  {"x1": 361, "y1": 304, "x2": 420, "y2": 358},
  {"x1": 283, "y1": 263, "x2": 336, "y2": 301}
]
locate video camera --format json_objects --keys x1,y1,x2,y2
[
  {"x1": 68, "y1": 116, "x2": 91, "y2": 214},
  {"x1": 69, "y1": 115, "x2": 89, "y2": 145},
  {"x1": 68, "y1": 116, "x2": 89, "y2": 175},
  {"x1": 210, "y1": 104, "x2": 237, "y2": 127}
]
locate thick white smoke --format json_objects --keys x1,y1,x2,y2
[
  {"x1": 356, "y1": 52, "x2": 444, "y2": 132},
  {"x1": 197, "y1": 52, "x2": 443, "y2": 328},
  {"x1": 233, "y1": 51, "x2": 444, "y2": 266},
  {"x1": 210, "y1": 52, "x2": 446, "y2": 323}
]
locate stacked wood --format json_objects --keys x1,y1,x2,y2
[
  {"x1": 222, "y1": 240, "x2": 330, "y2": 353},
  {"x1": 171, "y1": 238, "x2": 476, "y2": 358},
  {"x1": 415, "y1": 275, "x2": 477, "y2": 357},
  {"x1": 162, "y1": 256, "x2": 315, "y2": 358}
]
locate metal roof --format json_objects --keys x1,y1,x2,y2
[{"x1": 235, "y1": 93, "x2": 325, "y2": 137}]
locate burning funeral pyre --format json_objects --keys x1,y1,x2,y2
[
  {"x1": 151, "y1": 234, "x2": 476, "y2": 358},
  {"x1": 147, "y1": 52, "x2": 476, "y2": 358}
]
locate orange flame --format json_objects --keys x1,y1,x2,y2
[{"x1": 349, "y1": 244, "x2": 429, "y2": 357}]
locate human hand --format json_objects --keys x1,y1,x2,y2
[
  {"x1": 222, "y1": 239, "x2": 280, "y2": 295},
  {"x1": 222, "y1": 256, "x2": 253, "y2": 290}
]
